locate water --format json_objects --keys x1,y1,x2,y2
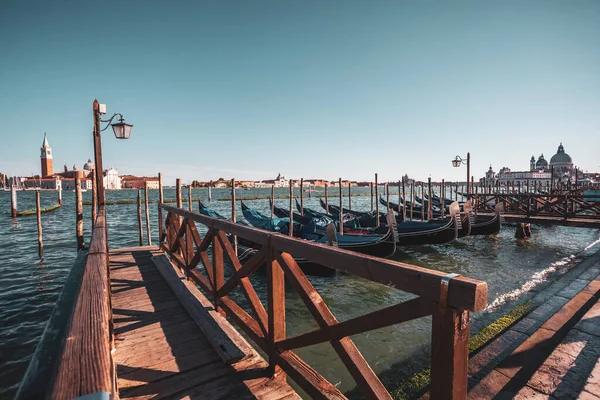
[{"x1": 1, "y1": 186, "x2": 599, "y2": 398}]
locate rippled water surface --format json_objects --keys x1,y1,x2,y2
[{"x1": 1, "y1": 187, "x2": 599, "y2": 398}]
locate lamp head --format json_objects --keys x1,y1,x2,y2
[{"x1": 111, "y1": 116, "x2": 133, "y2": 139}]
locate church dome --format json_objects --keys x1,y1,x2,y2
[
  {"x1": 84, "y1": 158, "x2": 95, "y2": 170},
  {"x1": 535, "y1": 154, "x2": 548, "y2": 169},
  {"x1": 550, "y1": 143, "x2": 572, "y2": 164}
]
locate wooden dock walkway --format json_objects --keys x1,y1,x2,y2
[{"x1": 110, "y1": 246, "x2": 299, "y2": 400}]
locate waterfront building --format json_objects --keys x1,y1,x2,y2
[
  {"x1": 40, "y1": 133, "x2": 53, "y2": 177},
  {"x1": 103, "y1": 168, "x2": 122, "y2": 190}
]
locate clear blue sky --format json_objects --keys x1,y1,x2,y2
[{"x1": 1, "y1": 1, "x2": 598, "y2": 185}]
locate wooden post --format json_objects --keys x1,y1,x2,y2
[
  {"x1": 176, "y1": 179, "x2": 182, "y2": 208},
  {"x1": 455, "y1": 182, "x2": 458, "y2": 201},
  {"x1": 348, "y1": 181, "x2": 352, "y2": 211},
  {"x1": 325, "y1": 183, "x2": 329, "y2": 214},
  {"x1": 375, "y1": 173, "x2": 379, "y2": 227},
  {"x1": 208, "y1": 181, "x2": 212, "y2": 202},
  {"x1": 466, "y1": 152, "x2": 471, "y2": 199},
  {"x1": 421, "y1": 184, "x2": 425, "y2": 222},
  {"x1": 10, "y1": 184, "x2": 17, "y2": 218},
  {"x1": 428, "y1": 177, "x2": 432, "y2": 220},
  {"x1": 338, "y1": 178, "x2": 343, "y2": 235},
  {"x1": 441, "y1": 179, "x2": 445, "y2": 218},
  {"x1": 401, "y1": 179, "x2": 406, "y2": 220},
  {"x1": 158, "y1": 173, "x2": 164, "y2": 242},
  {"x1": 91, "y1": 172, "x2": 97, "y2": 226},
  {"x1": 308, "y1": 183, "x2": 312, "y2": 199},
  {"x1": 430, "y1": 306, "x2": 470, "y2": 400},
  {"x1": 36, "y1": 190, "x2": 43, "y2": 258},
  {"x1": 410, "y1": 181, "x2": 414, "y2": 221},
  {"x1": 137, "y1": 189, "x2": 143, "y2": 246},
  {"x1": 267, "y1": 248, "x2": 286, "y2": 381},
  {"x1": 271, "y1": 185, "x2": 275, "y2": 218},
  {"x1": 75, "y1": 177, "x2": 84, "y2": 250},
  {"x1": 57, "y1": 182, "x2": 62, "y2": 205},
  {"x1": 188, "y1": 186, "x2": 193, "y2": 211},
  {"x1": 232, "y1": 178, "x2": 237, "y2": 255},
  {"x1": 386, "y1": 183, "x2": 390, "y2": 209},
  {"x1": 145, "y1": 182, "x2": 151, "y2": 246},
  {"x1": 471, "y1": 176, "x2": 474, "y2": 199},
  {"x1": 300, "y1": 178, "x2": 304, "y2": 216},
  {"x1": 551, "y1": 165, "x2": 555, "y2": 192},
  {"x1": 289, "y1": 180, "x2": 293, "y2": 237},
  {"x1": 370, "y1": 182, "x2": 374, "y2": 211}
]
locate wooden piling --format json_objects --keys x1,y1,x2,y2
[
  {"x1": 271, "y1": 185, "x2": 275, "y2": 218},
  {"x1": 325, "y1": 183, "x2": 329, "y2": 214},
  {"x1": 137, "y1": 190, "x2": 143, "y2": 246},
  {"x1": 36, "y1": 190, "x2": 43, "y2": 258},
  {"x1": 300, "y1": 178, "x2": 304, "y2": 216},
  {"x1": 232, "y1": 178, "x2": 237, "y2": 255},
  {"x1": 370, "y1": 182, "x2": 374, "y2": 212},
  {"x1": 410, "y1": 181, "x2": 414, "y2": 221},
  {"x1": 348, "y1": 181, "x2": 352, "y2": 211},
  {"x1": 401, "y1": 179, "x2": 406, "y2": 220},
  {"x1": 176, "y1": 179, "x2": 182, "y2": 209},
  {"x1": 428, "y1": 177, "x2": 432, "y2": 220},
  {"x1": 386, "y1": 183, "x2": 390, "y2": 209},
  {"x1": 188, "y1": 186, "x2": 193, "y2": 211},
  {"x1": 158, "y1": 173, "x2": 164, "y2": 241},
  {"x1": 208, "y1": 181, "x2": 212, "y2": 202},
  {"x1": 10, "y1": 185, "x2": 17, "y2": 218},
  {"x1": 455, "y1": 182, "x2": 458, "y2": 201},
  {"x1": 57, "y1": 183, "x2": 62, "y2": 205},
  {"x1": 441, "y1": 179, "x2": 445, "y2": 218},
  {"x1": 289, "y1": 180, "x2": 293, "y2": 237},
  {"x1": 145, "y1": 181, "x2": 151, "y2": 246},
  {"x1": 421, "y1": 184, "x2": 425, "y2": 222},
  {"x1": 308, "y1": 182, "x2": 312, "y2": 199},
  {"x1": 75, "y1": 177, "x2": 84, "y2": 250},
  {"x1": 375, "y1": 173, "x2": 379, "y2": 227},
  {"x1": 338, "y1": 178, "x2": 343, "y2": 235}
]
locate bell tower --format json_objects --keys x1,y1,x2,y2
[{"x1": 41, "y1": 133, "x2": 53, "y2": 177}]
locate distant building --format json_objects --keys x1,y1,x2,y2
[
  {"x1": 40, "y1": 133, "x2": 53, "y2": 177},
  {"x1": 121, "y1": 175, "x2": 159, "y2": 189}
]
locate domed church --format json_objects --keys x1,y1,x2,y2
[{"x1": 529, "y1": 143, "x2": 573, "y2": 176}]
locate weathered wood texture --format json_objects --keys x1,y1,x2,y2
[
  {"x1": 158, "y1": 203, "x2": 488, "y2": 399},
  {"x1": 75, "y1": 176, "x2": 84, "y2": 250},
  {"x1": 50, "y1": 207, "x2": 112, "y2": 399},
  {"x1": 110, "y1": 246, "x2": 299, "y2": 400}
]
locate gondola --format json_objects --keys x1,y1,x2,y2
[
  {"x1": 318, "y1": 198, "x2": 402, "y2": 226},
  {"x1": 380, "y1": 197, "x2": 442, "y2": 219},
  {"x1": 470, "y1": 203, "x2": 503, "y2": 236},
  {"x1": 241, "y1": 201, "x2": 397, "y2": 259},
  {"x1": 198, "y1": 200, "x2": 336, "y2": 276}
]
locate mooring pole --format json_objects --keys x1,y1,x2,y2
[
  {"x1": 441, "y1": 179, "x2": 445, "y2": 218},
  {"x1": 75, "y1": 176, "x2": 84, "y2": 250},
  {"x1": 208, "y1": 181, "x2": 212, "y2": 202},
  {"x1": 158, "y1": 172, "x2": 164, "y2": 242},
  {"x1": 232, "y1": 178, "x2": 237, "y2": 255},
  {"x1": 370, "y1": 182, "x2": 374, "y2": 212},
  {"x1": 188, "y1": 186, "x2": 193, "y2": 211},
  {"x1": 137, "y1": 189, "x2": 143, "y2": 246},
  {"x1": 375, "y1": 173, "x2": 379, "y2": 227},
  {"x1": 410, "y1": 181, "x2": 414, "y2": 221},
  {"x1": 421, "y1": 183, "x2": 425, "y2": 222},
  {"x1": 348, "y1": 181, "x2": 352, "y2": 211},
  {"x1": 271, "y1": 184, "x2": 275, "y2": 218},
  {"x1": 300, "y1": 178, "x2": 304, "y2": 216},
  {"x1": 57, "y1": 183, "x2": 62, "y2": 205},
  {"x1": 386, "y1": 183, "x2": 390, "y2": 209},
  {"x1": 288, "y1": 180, "x2": 293, "y2": 237},
  {"x1": 338, "y1": 178, "x2": 343, "y2": 235},
  {"x1": 145, "y1": 181, "x2": 151, "y2": 246},
  {"x1": 325, "y1": 183, "x2": 329, "y2": 214},
  {"x1": 401, "y1": 179, "x2": 406, "y2": 220},
  {"x1": 428, "y1": 177, "x2": 433, "y2": 220},
  {"x1": 36, "y1": 190, "x2": 43, "y2": 258},
  {"x1": 10, "y1": 184, "x2": 17, "y2": 218}
]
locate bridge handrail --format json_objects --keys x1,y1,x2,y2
[
  {"x1": 49, "y1": 206, "x2": 114, "y2": 399},
  {"x1": 159, "y1": 203, "x2": 487, "y2": 399}
]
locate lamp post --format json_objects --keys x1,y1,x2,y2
[
  {"x1": 451, "y1": 152, "x2": 470, "y2": 198},
  {"x1": 92, "y1": 99, "x2": 133, "y2": 206}
]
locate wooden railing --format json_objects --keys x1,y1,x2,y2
[
  {"x1": 159, "y1": 203, "x2": 487, "y2": 399},
  {"x1": 473, "y1": 193, "x2": 600, "y2": 220},
  {"x1": 50, "y1": 206, "x2": 114, "y2": 399}
]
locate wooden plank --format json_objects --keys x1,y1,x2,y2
[
  {"x1": 268, "y1": 251, "x2": 286, "y2": 380},
  {"x1": 50, "y1": 210, "x2": 113, "y2": 398},
  {"x1": 276, "y1": 296, "x2": 434, "y2": 351},
  {"x1": 151, "y1": 254, "x2": 250, "y2": 364}
]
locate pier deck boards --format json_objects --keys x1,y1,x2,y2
[{"x1": 110, "y1": 246, "x2": 299, "y2": 400}]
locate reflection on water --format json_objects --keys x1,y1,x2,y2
[{"x1": 0, "y1": 187, "x2": 598, "y2": 397}]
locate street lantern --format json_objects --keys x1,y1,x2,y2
[
  {"x1": 451, "y1": 156, "x2": 462, "y2": 168},
  {"x1": 111, "y1": 116, "x2": 133, "y2": 139},
  {"x1": 450, "y1": 152, "x2": 471, "y2": 198}
]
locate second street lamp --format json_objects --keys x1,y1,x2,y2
[{"x1": 451, "y1": 152, "x2": 470, "y2": 198}]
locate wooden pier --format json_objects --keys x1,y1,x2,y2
[{"x1": 45, "y1": 201, "x2": 488, "y2": 399}]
